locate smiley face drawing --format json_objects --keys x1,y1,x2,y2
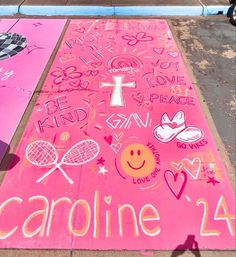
[{"x1": 120, "y1": 143, "x2": 155, "y2": 178}]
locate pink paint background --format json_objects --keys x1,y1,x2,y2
[
  {"x1": 0, "y1": 19, "x2": 235, "y2": 250},
  {"x1": 0, "y1": 19, "x2": 18, "y2": 32},
  {"x1": 0, "y1": 19, "x2": 66, "y2": 162}
]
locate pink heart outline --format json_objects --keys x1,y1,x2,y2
[
  {"x1": 91, "y1": 62, "x2": 102, "y2": 68},
  {"x1": 182, "y1": 158, "x2": 201, "y2": 180},
  {"x1": 80, "y1": 80, "x2": 89, "y2": 89},
  {"x1": 69, "y1": 80, "x2": 89, "y2": 89},
  {"x1": 84, "y1": 70, "x2": 92, "y2": 76},
  {"x1": 112, "y1": 132, "x2": 124, "y2": 142},
  {"x1": 172, "y1": 162, "x2": 183, "y2": 171},
  {"x1": 84, "y1": 70, "x2": 99, "y2": 77},
  {"x1": 111, "y1": 143, "x2": 122, "y2": 154},
  {"x1": 153, "y1": 47, "x2": 165, "y2": 55},
  {"x1": 168, "y1": 51, "x2": 179, "y2": 58},
  {"x1": 59, "y1": 54, "x2": 76, "y2": 63},
  {"x1": 76, "y1": 27, "x2": 85, "y2": 33},
  {"x1": 104, "y1": 196, "x2": 112, "y2": 205}
]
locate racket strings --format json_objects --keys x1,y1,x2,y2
[
  {"x1": 63, "y1": 141, "x2": 99, "y2": 164},
  {"x1": 27, "y1": 141, "x2": 57, "y2": 166}
]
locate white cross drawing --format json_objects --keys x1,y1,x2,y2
[{"x1": 100, "y1": 75, "x2": 136, "y2": 106}]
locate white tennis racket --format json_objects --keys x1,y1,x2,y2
[{"x1": 26, "y1": 139, "x2": 100, "y2": 184}]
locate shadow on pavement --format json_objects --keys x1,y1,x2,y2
[
  {"x1": 0, "y1": 140, "x2": 20, "y2": 172},
  {"x1": 171, "y1": 234, "x2": 201, "y2": 257}
]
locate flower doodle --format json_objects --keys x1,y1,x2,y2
[
  {"x1": 50, "y1": 66, "x2": 82, "y2": 85},
  {"x1": 122, "y1": 32, "x2": 154, "y2": 46}
]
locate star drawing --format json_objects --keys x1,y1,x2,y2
[
  {"x1": 98, "y1": 166, "x2": 108, "y2": 175},
  {"x1": 97, "y1": 157, "x2": 105, "y2": 165},
  {"x1": 207, "y1": 176, "x2": 220, "y2": 186}
]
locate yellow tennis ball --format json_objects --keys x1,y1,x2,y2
[{"x1": 60, "y1": 132, "x2": 70, "y2": 141}]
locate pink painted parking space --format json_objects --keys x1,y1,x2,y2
[
  {"x1": 0, "y1": 19, "x2": 235, "y2": 251},
  {"x1": 0, "y1": 19, "x2": 66, "y2": 162}
]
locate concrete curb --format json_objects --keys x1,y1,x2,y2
[
  {"x1": 0, "y1": 5, "x2": 231, "y2": 16},
  {"x1": 114, "y1": 6, "x2": 203, "y2": 16},
  {"x1": 202, "y1": 5, "x2": 229, "y2": 15},
  {"x1": 19, "y1": 6, "x2": 114, "y2": 16},
  {"x1": 0, "y1": 6, "x2": 19, "y2": 15}
]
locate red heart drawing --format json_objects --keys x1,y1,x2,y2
[
  {"x1": 104, "y1": 135, "x2": 112, "y2": 145},
  {"x1": 164, "y1": 170, "x2": 187, "y2": 199},
  {"x1": 164, "y1": 122, "x2": 178, "y2": 129}
]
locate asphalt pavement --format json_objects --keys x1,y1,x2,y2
[{"x1": 170, "y1": 16, "x2": 236, "y2": 169}]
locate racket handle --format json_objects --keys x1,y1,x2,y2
[
  {"x1": 58, "y1": 166, "x2": 74, "y2": 184},
  {"x1": 36, "y1": 164, "x2": 58, "y2": 183}
]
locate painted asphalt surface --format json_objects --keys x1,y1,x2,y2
[{"x1": 0, "y1": 15, "x2": 235, "y2": 257}]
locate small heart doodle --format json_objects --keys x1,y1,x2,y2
[
  {"x1": 91, "y1": 62, "x2": 102, "y2": 68},
  {"x1": 111, "y1": 143, "x2": 122, "y2": 154},
  {"x1": 131, "y1": 92, "x2": 144, "y2": 104},
  {"x1": 104, "y1": 135, "x2": 113, "y2": 145},
  {"x1": 168, "y1": 51, "x2": 179, "y2": 58},
  {"x1": 182, "y1": 158, "x2": 201, "y2": 180},
  {"x1": 84, "y1": 70, "x2": 99, "y2": 77},
  {"x1": 75, "y1": 27, "x2": 85, "y2": 33},
  {"x1": 104, "y1": 196, "x2": 112, "y2": 205},
  {"x1": 172, "y1": 162, "x2": 183, "y2": 171},
  {"x1": 153, "y1": 47, "x2": 164, "y2": 55},
  {"x1": 112, "y1": 132, "x2": 124, "y2": 142}
]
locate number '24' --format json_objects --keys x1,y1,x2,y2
[{"x1": 197, "y1": 195, "x2": 235, "y2": 236}]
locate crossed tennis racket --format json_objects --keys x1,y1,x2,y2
[{"x1": 26, "y1": 139, "x2": 100, "y2": 184}]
